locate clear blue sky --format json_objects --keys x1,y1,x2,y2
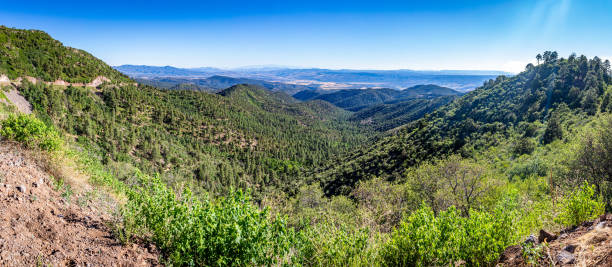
[{"x1": 1, "y1": 0, "x2": 610, "y2": 73}]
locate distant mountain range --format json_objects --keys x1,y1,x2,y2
[{"x1": 114, "y1": 65, "x2": 510, "y2": 92}]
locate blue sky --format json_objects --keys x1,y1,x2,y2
[{"x1": 1, "y1": 0, "x2": 610, "y2": 73}]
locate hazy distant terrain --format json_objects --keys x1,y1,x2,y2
[
  {"x1": 134, "y1": 75, "x2": 318, "y2": 94},
  {"x1": 115, "y1": 65, "x2": 509, "y2": 92}
]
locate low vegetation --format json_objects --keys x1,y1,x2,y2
[{"x1": 0, "y1": 114, "x2": 61, "y2": 150}]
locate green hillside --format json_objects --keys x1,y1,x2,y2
[
  {"x1": 0, "y1": 26, "x2": 130, "y2": 83},
  {"x1": 319, "y1": 52, "x2": 612, "y2": 195},
  {"x1": 349, "y1": 95, "x2": 457, "y2": 131},
  {"x1": 293, "y1": 85, "x2": 460, "y2": 111},
  {"x1": 19, "y1": 81, "x2": 371, "y2": 197}
]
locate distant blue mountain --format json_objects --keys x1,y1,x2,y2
[{"x1": 114, "y1": 65, "x2": 509, "y2": 91}]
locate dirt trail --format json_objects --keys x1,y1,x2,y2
[{"x1": 0, "y1": 142, "x2": 159, "y2": 266}]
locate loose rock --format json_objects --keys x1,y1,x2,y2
[
  {"x1": 524, "y1": 234, "x2": 537, "y2": 244},
  {"x1": 563, "y1": 244, "x2": 577, "y2": 253},
  {"x1": 556, "y1": 250, "x2": 575, "y2": 264},
  {"x1": 538, "y1": 229, "x2": 557, "y2": 243},
  {"x1": 16, "y1": 185, "x2": 26, "y2": 193}
]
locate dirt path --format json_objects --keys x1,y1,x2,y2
[{"x1": 0, "y1": 142, "x2": 159, "y2": 266}]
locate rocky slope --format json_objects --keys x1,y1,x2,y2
[
  {"x1": 0, "y1": 142, "x2": 159, "y2": 266},
  {"x1": 499, "y1": 214, "x2": 612, "y2": 266}
]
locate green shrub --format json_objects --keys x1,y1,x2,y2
[
  {"x1": 0, "y1": 114, "x2": 61, "y2": 151},
  {"x1": 292, "y1": 222, "x2": 374, "y2": 266},
  {"x1": 381, "y1": 205, "x2": 517, "y2": 267},
  {"x1": 120, "y1": 173, "x2": 292, "y2": 266},
  {"x1": 555, "y1": 182, "x2": 604, "y2": 227}
]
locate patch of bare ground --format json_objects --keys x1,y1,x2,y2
[
  {"x1": 4, "y1": 88, "x2": 32, "y2": 114},
  {"x1": 0, "y1": 142, "x2": 159, "y2": 266},
  {"x1": 498, "y1": 214, "x2": 612, "y2": 266}
]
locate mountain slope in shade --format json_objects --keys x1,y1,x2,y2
[
  {"x1": 293, "y1": 85, "x2": 461, "y2": 111},
  {"x1": 350, "y1": 95, "x2": 458, "y2": 131}
]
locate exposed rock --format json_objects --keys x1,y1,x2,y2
[
  {"x1": 538, "y1": 229, "x2": 557, "y2": 243},
  {"x1": 0, "y1": 74, "x2": 10, "y2": 85},
  {"x1": 556, "y1": 250, "x2": 575, "y2": 264},
  {"x1": 524, "y1": 234, "x2": 537, "y2": 244},
  {"x1": 564, "y1": 244, "x2": 577, "y2": 253},
  {"x1": 16, "y1": 185, "x2": 26, "y2": 193},
  {"x1": 87, "y1": 76, "x2": 110, "y2": 87},
  {"x1": 4, "y1": 89, "x2": 32, "y2": 114}
]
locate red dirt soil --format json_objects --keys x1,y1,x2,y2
[{"x1": 0, "y1": 142, "x2": 159, "y2": 266}]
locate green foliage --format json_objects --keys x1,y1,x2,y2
[
  {"x1": 119, "y1": 173, "x2": 292, "y2": 266},
  {"x1": 513, "y1": 137, "x2": 535, "y2": 155},
  {"x1": 0, "y1": 114, "x2": 61, "y2": 150},
  {"x1": 292, "y1": 223, "x2": 375, "y2": 267},
  {"x1": 542, "y1": 111, "x2": 563, "y2": 144},
  {"x1": 381, "y1": 204, "x2": 517, "y2": 267},
  {"x1": 507, "y1": 158, "x2": 548, "y2": 180},
  {"x1": 555, "y1": 182, "x2": 604, "y2": 227},
  {"x1": 571, "y1": 115, "x2": 612, "y2": 210},
  {"x1": 521, "y1": 242, "x2": 545, "y2": 266}
]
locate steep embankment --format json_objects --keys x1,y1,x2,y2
[
  {"x1": 499, "y1": 214, "x2": 612, "y2": 266},
  {"x1": 0, "y1": 142, "x2": 159, "y2": 266}
]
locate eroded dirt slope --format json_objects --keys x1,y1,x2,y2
[{"x1": 0, "y1": 142, "x2": 159, "y2": 266}]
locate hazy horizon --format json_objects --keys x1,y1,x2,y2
[{"x1": 3, "y1": 0, "x2": 611, "y2": 73}]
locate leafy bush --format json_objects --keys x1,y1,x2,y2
[
  {"x1": 292, "y1": 223, "x2": 375, "y2": 266},
  {"x1": 507, "y1": 158, "x2": 548, "y2": 180},
  {"x1": 513, "y1": 137, "x2": 535, "y2": 155},
  {"x1": 381, "y1": 205, "x2": 517, "y2": 267},
  {"x1": 555, "y1": 182, "x2": 604, "y2": 227},
  {"x1": 0, "y1": 114, "x2": 61, "y2": 151},
  {"x1": 120, "y1": 173, "x2": 293, "y2": 266}
]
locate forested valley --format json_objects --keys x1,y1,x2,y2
[{"x1": 2, "y1": 26, "x2": 612, "y2": 266}]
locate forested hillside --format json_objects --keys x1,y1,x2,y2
[
  {"x1": 349, "y1": 95, "x2": 457, "y2": 131},
  {"x1": 294, "y1": 84, "x2": 460, "y2": 111},
  {"x1": 0, "y1": 26, "x2": 130, "y2": 83},
  {"x1": 19, "y1": 81, "x2": 371, "y2": 196},
  {"x1": 319, "y1": 52, "x2": 612, "y2": 195}
]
